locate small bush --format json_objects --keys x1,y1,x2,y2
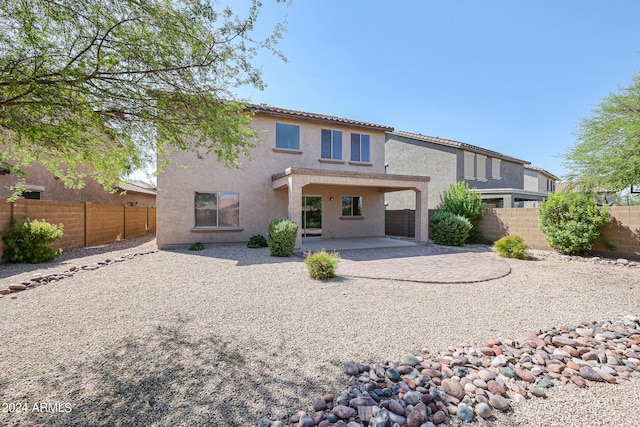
[
  {"x1": 247, "y1": 234, "x2": 268, "y2": 248},
  {"x1": 305, "y1": 249, "x2": 339, "y2": 280},
  {"x1": 538, "y1": 191, "x2": 611, "y2": 256},
  {"x1": 3, "y1": 219, "x2": 63, "y2": 263},
  {"x1": 495, "y1": 235, "x2": 532, "y2": 260},
  {"x1": 267, "y1": 218, "x2": 298, "y2": 257},
  {"x1": 429, "y1": 210, "x2": 472, "y2": 246},
  {"x1": 189, "y1": 242, "x2": 205, "y2": 251}
]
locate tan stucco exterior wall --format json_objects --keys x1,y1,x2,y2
[
  {"x1": 156, "y1": 114, "x2": 391, "y2": 247},
  {"x1": 0, "y1": 162, "x2": 156, "y2": 207}
]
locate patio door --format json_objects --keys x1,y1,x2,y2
[{"x1": 302, "y1": 196, "x2": 322, "y2": 238}]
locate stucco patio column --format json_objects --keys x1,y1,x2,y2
[
  {"x1": 287, "y1": 176, "x2": 304, "y2": 250},
  {"x1": 415, "y1": 188, "x2": 429, "y2": 243}
]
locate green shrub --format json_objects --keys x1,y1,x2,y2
[
  {"x1": 3, "y1": 219, "x2": 63, "y2": 263},
  {"x1": 247, "y1": 234, "x2": 268, "y2": 248},
  {"x1": 305, "y1": 249, "x2": 339, "y2": 280},
  {"x1": 538, "y1": 191, "x2": 612, "y2": 256},
  {"x1": 436, "y1": 182, "x2": 485, "y2": 243},
  {"x1": 267, "y1": 218, "x2": 298, "y2": 257},
  {"x1": 494, "y1": 235, "x2": 532, "y2": 260},
  {"x1": 429, "y1": 209, "x2": 472, "y2": 246},
  {"x1": 437, "y1": 182, "x2": 485, "y2": 221},
  {"x1": 189, "y1": 242, "x2": 205, "y2": 251}
]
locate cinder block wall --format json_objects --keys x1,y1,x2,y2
[
  {"x1": 12, "y1": 199, "x2": 86, "y2": 249},
  {"x1": 86, "y1": 203, "x2": 125, "y2": 246},
  {"x1": 125, "y1": 206, "x2": 149, "y2": 238},
  {"x1": 1, "y1": 199, "x2": 156, "y2": 260},
  {"x1": 475, "y1": 207, "x2": 640, "y2": 260}
]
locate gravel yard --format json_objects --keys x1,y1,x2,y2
[{"x1": 1, "y1": 237, "x2": 639, "y2": 426}]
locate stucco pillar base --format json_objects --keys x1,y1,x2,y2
[
  {"x1": 414, "y1": 189, "x2": 429, "y2": 243},
  {"x1": 287, "y1": 176, "x2": 303, "y2": 250}
]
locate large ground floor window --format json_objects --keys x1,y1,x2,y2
[{"x1": 195, "y1": 192, "x2": 240, "y2": 227}]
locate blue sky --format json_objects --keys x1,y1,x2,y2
[{"x1": 233, "y1": 0, "x2": 640, "y2": 179}]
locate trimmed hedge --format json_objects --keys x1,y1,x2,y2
[
  {"x1": 267, "y1": 218, "x2": 298, "y2": 257},
  {"x1": 429, "y1": 210, "x2": 472, "y2": 246}
]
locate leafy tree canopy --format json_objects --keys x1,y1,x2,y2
[
  {"x1": 563, "y1": 73, "x2": 640, "y2": 192},
  {"x1": 0, "y1": 0, "x2": 287, "y2": 198}
]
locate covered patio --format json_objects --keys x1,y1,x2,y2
[{"x1": 272, "y1": 167, "x2": 429, "y2": 249}]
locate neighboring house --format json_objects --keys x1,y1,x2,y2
[
  {"x1": 523, "y1": 165, "x2": 558, "y2": 207},
  {"x1": 0, "y1": 162, "x2": 156, "y2": 207},
  {"x1": 385, "y1": 131, "x2": 554, "y2": 209},
  {"x1": 156, "y1": 104, "x2": 430, "y2": 249}
]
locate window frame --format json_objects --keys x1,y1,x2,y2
[
  {"x1": 476, "y1": 154, "x2": 487, "y2": 182},
  {"x1": 341, "y1": 195, "x2": 363, "y2": 217},
  {"x1": 321, "y1": 129, "x2": 343, "y2": 160},
  {"x1": 350, "y1": 133, "x2": 371, "y2": 163},
  {"x1": 464, "y1": 151, "x2": 476, "y2": 180},
  {"x1": 275, "y1": 123, "x2": 301, "y2": 151},
  {"x1": 194, "y1": 191, "x2": 240, "y2": 228},
  {"x1": 492, "y1": 158, "x2": 502, "y2": 180}
]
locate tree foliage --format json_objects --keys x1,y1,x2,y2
[
  {"x1": 437, "y1": 181, "x2": 485, "y2": 221},
  {"x1": 564, "y1": 73, "x2": 640, "y2": 192},
  {"x1": 0, "y1": 0, "x2": 287, "y2": 197}
]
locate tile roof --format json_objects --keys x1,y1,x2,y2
[
  {"x1": 524, "y1": 164, "x2": 559, "y2": 180},
  {"x1": 389, "y1": 130, "x2": 530, "y2": 165},
  {"x1": 117, "y1": 180, "x2": 157, "y2": 196},
  {"x1": 248, "y1": 103, "x2": 393, "y2": 131}
]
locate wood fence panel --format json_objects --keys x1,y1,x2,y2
[{"x1": 148, "y1": 208, "x2": 156, "y2": 233}]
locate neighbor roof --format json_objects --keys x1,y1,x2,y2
[
  {"x1": 248, "y1": 104, "x2": 394, "y2": 131},
  {"x1": 524, "y1": 164, "x2": 559, "y2": 181},
  {"x1": 389, "y1": 130, "x2": 530, "y2": 165},
  {"x1": 116, "y1": 180, "x2": 157, "y2": 196}
]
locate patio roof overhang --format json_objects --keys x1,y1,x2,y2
[{"x1": 271, "y1": 167, "x2": 429, "y2": 191}]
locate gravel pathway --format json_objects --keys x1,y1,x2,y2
[{"x1": 0, "y1": 241, "x2": 639, "y2": 426}]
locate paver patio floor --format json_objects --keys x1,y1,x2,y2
[{"x1": 335, "y1": 244, "x2": 511, "y2": 283}]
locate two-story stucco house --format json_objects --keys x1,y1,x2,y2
[
  {"x1": 523, "y1": 165, "x2": 558, "y2": 206},
  {"x1": 156, "y1": 105, "x2": 429, "y2": 249},
  {"x1": 385, "y1": 131, "x2": 554, "y2": 210}
]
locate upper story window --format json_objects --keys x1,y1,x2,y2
[
  {"x1": 464, "y1": 151, "x2": 475, "y2": 180},
  {"x1": 195, "y1": 192, "x2": 240, "y2": 227},
  {"x1": 275, "y1": 123, "x2": 300, "y2": 150},
  {"x1": 492, "y1": 158, "x2": 501, "y2": 180},
  {"x1": 321, "y1": 129, "x2": 342, "y2": 160},
  {"x1": 547, "y1": 179, "x2": 555, "y2": 192},
  {"x1": 477, "y1": 154, "x2": 487, "y2": 182},
  {"x1": 350, "y1": 133, "x2": 370, "y2": 162}
]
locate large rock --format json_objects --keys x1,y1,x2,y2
[
  {"x1": 442, "y1": 378, "x2": 465, "y2": 400},
  {"x1": 579, "y1": 366, "x2": 603, "y2": 382},
  {"x1": 333, "y1": 405, "x2": 356, "y2": 419},
  {"x1": 475, "y1": 402, "x2": 493, "y2": 419},
  {"x1": 489, "y1": 394, "x2": 510, "y2": 412}
]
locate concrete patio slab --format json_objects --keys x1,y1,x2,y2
[{"x1": 300, "y1": 237, "x2": 417, "y2": 252}]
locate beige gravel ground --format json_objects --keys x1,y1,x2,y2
[{"x1": 0, "y1": 236, "x2": 639, "y2": 426}]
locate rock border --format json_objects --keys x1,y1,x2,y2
[
  {"x1": 260, "y1": 316, "x2": 640, "y2": 427},
  {"x1": 0, "y1": 250, "x2": 158, "y2": 298},
  {"x1": 528, "y1": 250, "x2": 639, "y2": 269}
]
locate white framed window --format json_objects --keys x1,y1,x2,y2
[
  {"x1": 350, "y1": 133, "x2": 370, "y2": 162},
  {"x1": 477, "y1": 154, "x2": 487, "y2": 181},
  {"x1": 492, "y1": 158, "x2": 501, "y2": 180},
  {"x1": 464, "y1": 151, "x2": 475, "y2": 180},
  {"x1": 321, "y1": 129, "x2": 342, "y2": 160},
  {"x1": 341, "y1": 196, "x2": 362, "y2": 216},
  {"x1": 195, "y1": 192, "x2": 239, "y2": 227}
]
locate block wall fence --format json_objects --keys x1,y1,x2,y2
[
  {"x1": 475, "y1": 207, "x2": 640, "y2": 261},
  {"x1": 0, "y1": 198, "x2": 156, "y2": 260}
]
